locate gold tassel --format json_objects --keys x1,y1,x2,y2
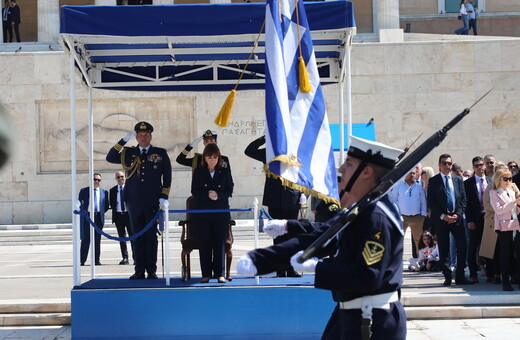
[
  {"x1": 214, "y1": 89, "x2": 236, "y2": 127},
  {"x1": 298, "y1": 56, "x2": 312, "y2": 93}
]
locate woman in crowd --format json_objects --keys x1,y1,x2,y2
[
  {"x1": 489, "y1": 168, "x2": 520, "y2": 291},
  {"x1": 454, "y1": 0, "x2": 469, "y2": 35},
  {"x1": 191, "y1": 144, "x2": 234, "y2": 283},
  {"x1": 421, "y1": 166, "x2": 435, "y2": 232}
]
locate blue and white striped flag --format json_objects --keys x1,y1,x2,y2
[{"x1": 264, "y1": 0, "x2": 339, "y2": 203}]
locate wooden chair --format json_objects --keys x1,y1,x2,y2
[{"x1": 179, "y1": 196, "x2": 235, "y2": 281}]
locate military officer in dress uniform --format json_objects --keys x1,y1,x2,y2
[
  {"x1": 237, "y1": 136, "x2": 407, "y2": 340},
  {"x1": 106, "y1": 121, "x2": 172, "y2": 280},
  {"x1": 176, "y1": 129, "x2": 231, "y2": 173}
]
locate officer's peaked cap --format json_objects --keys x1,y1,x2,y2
[
  {"x1": 202, "y1": 129, "x2": 217, "y2": 140},
  {"x1": 347, "y1": 136, "x2": 403, "y2": 169},
  {"x1": 134, "y1": 121, "x2": 154, "y2": 133}
]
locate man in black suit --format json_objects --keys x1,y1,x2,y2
[
  {"x1": 106, "y1": 121, "x2": 172, "y2": 280},
  {"x1": 2, "y1": 0, "x2": 10, "y2": 43},
  {"x1": 79, "y1": 173, "x2": 110, "y2": 266},
  {"x1": 109, "y1": 170, "x2": 133, "y2": 265},
  {"x1": 428, "y1": 154, "x2": 472, "y2": 286},
  {"x1": 464, "y1": 156, "x2": 490, "y2": 283},
  {"x1": 8, "y1": 0, "x2": 20, "y2": 43}
]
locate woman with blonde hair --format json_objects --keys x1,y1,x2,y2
[{"x1": 489, "y1": 168, "x2": 520, "y2": 291}]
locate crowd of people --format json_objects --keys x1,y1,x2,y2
[
  {"x1": 455, "y1": 0, "x2": 478, "y2": 35},
  {"x1": 391, "y1": 155, "x2": 520, "y2": 291},
  {"x1": 2, "y1": 0, "x2": 21, "y2": 43}
]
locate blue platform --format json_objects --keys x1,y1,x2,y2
[{"x1": 71, "y1": 276, "x2": 335, "y2": 339}]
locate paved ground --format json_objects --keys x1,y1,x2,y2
[{"x1": 0, "y1": 223, "x2": 519, "y2": 339}]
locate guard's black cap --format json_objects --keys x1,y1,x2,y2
[
  {"x1": 202, "y1": 129, "x2": 217, "y2": 140},
  {"x1": 134, "y1": 121, "x2": 154, "y2": 133}
]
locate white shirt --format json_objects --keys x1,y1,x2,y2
[{"x1": 390, "y1": 180, "x2": 427, "y2": 216}]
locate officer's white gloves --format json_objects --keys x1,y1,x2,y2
[
  {"x1": 290, "y1": 250, "x2": 318, "y2": 273},
  {"x1": 236, "y1": 254, "x2": 257, "y2": 276},
  {"x1": 159, "y1": 198, "x2": 168, "y2": 208},
  {"x1": 299, "y1": 193, "x2": 307, "y2": 205},
  {"x1": 122, "y1": 131, "x2": 136, "y2": 142},
  {"x1": 189, "y1": 136, "x2": 203, "y2": 147},
  {"x1": 263, "y1": 219, "x2": 288, "y2": 239}
]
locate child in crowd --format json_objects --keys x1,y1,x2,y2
[{"x1": 409, "y1": 231, "x2": 440, "y2": 272}]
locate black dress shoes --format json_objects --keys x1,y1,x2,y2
[
  {"x1": 80, "y1": 262, "x2": 85, "y2": 266},
  {"x1": 147, "y1": 273, "x2": 158, "y2": 280},
  {"x1": 95, "y1": 262, "x2": 102, "y2": 266},
  {"x1": 443, "y1": 278, "x2": 452, "y2": 286},
  {"x1": 287, "y1": 270, "x2": 302, "y2": 278},
  {"x1": 119, "y1": 258, "x2": 129, "y2": 265},
  {"x1": 129, "y1": 272, "x2": 146, "y2": 280}
]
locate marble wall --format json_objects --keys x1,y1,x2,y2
[{"x1": 1, "y1": 35, "x2": 520, "y2": 224}]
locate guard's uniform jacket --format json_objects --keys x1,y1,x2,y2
[
  {"x1": 107, "y1": 139, "x2": 172, "y2": 206},
  {"x1": 176, "y1": 144, "x2": 231, "y2": 174},
  {"x1": 249, "y1": 196, "x2": 406, "y2": 340},
  {"x1": 106, "y1": 138, "x2": 171, "y2": 275}
]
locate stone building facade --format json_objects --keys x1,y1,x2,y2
[{"x1": 0, "y1": 1, "x2": 519, "y2": 224}]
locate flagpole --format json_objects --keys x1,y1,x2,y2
[{"x1": 346, "y1": 44, "x2": 353, "y2": 152}]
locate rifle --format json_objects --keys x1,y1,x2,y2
[{"x1": 297, "y1": 88, "x2": 493, "y2": 263}]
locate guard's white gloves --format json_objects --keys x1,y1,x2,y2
[
  {"x1": 122, "y1": 131, "x2": 136, "y2": 142},
  {"x1": 263, "y1": 219, "x2": 288, "y2": 239},
  {"x1": 299, "y1": 193, "x2": 307, "y2": 205},
  {"x1": 159, "y1": 198, "x2": 168, "y2": 208},
  {"x1": 290, "y1": 250, "x2": 318, "y2": 273},
  {"x1": 189, "y1": 136, "x2": 203, "y2": 147},
  {"x1": 236, "y1": 254, "x2": 257, "y2": 275}
]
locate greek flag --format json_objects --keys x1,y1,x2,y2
[{"x1": 264, "y1": 0, "x2": 339, "y2": 202}]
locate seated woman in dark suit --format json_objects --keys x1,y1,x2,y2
[{"x1": 191, "y1": 144, "x2": 234, "y2": 283}]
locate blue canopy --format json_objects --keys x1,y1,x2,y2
[{"x1": 59, "y1": 2, "x2": 356, "y2": 91}]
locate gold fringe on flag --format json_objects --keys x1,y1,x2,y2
[
  {"x1": 214, "y1": 20, "x2": 266, "y2": 128},
  {"x1": 263, "y1": 155, "x2": 340, "y2": 205}
]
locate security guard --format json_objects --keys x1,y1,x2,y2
[
  {"x1": 176, "y1": 129, "x2": 231, "y2": 172},
  {"x1": 106, "y1": 121, "x2": 172, "y2": 280},
  {"x1": 237, "y1": 136, "x2": 406, "y2": 339}
]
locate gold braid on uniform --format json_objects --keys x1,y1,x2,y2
[
  {"x1": 181, "y1": 149, "x2": 190, "y2": 156},
  {"x1": 114, "y1": 142, "x2": 124, "y2": 152},
  {"x1": 161, "y1": 187, "x2": 170, "y2": 196},
  {"x1": 120, "y1": 147, "x2": 141, "y2": 179}
]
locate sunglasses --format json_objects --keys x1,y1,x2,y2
[
  {"x1": 116, "y1": 176, "x2": 125, "y2": 179},
  {"x1": 508, "y1": 165, "x2": 518, "y2": 169},
  {"x1": 94, "y1": 178, "x2": 102, "y2": 182},
  {"x1": 473, "y1": 163, "x2": 484, "y2": 168},
  {"x1": 441, "y1": 161, "x2": 452, "y2": 166},
  {"x1": 501, "y1": 177, "x2": 512, "y2": 182},
  {"x1": 486, "y1": 161, "x2": 495, "y2": 165}
]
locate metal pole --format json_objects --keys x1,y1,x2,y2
[
  {"x1": 253, "y1": 197, "x2": 259, "y2": 285},
  {"x1": 88, "y1": 87, "x2": 95, "y2": 280},
  {"x1": 164, "y1": 200, "x2": 170, "y2": 286},
  {"x1": 70, "y1": 54, "x2": 81, "y2": 287},
  {"x1": 346, "y1": 44, "x2": 353, "y2": 148},
  {"x1": 339, "y1": 80, "x2": 345, "y2": 164}
]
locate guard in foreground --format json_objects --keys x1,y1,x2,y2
[{"x1": 238, "y1": 136, "x2": 406, "y2": 340}]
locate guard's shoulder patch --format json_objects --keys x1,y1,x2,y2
[{"x1": 362, "y1": 240, "x2": 385, "y2": 266}]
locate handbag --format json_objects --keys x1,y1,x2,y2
[
  {"x1": 457, "y1": 15, "x2": 462, "y2": 20},
  {"x1": 498, "y1": 219, "x2": 520, "y2": 230}
]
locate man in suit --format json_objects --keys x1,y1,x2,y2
[
  {"x1": 8, "y1": 0, "x2": 20, "y2": 43},
  {"x1": 79, "y1": 173, "x2": 109, "y2": 266},
  {"x1": 109, "y1": 171, "x2": 133, "y2": 265},
  {"x1": 464, "y1": 156, "x2": 490, "y2": 283},
  {"x1": 2, "y1": 0, "x2": 10, "y2": 43},
  {"x1": 106, "y1": 121, "x2": 171, "y2": 280},
  {"x1": 428, "y1": 154, "x2": 472, "y2": 286}
]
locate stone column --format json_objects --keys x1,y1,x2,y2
[
  {"x1": 374, "y1": 0, "x2": 403, "y2": 42},
  {"x1": 38, "y1": 0, "x2": 60, "y2": 42},
  {"x1": 95, "y1": 0, "x2": 117, "y2": 5}
]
